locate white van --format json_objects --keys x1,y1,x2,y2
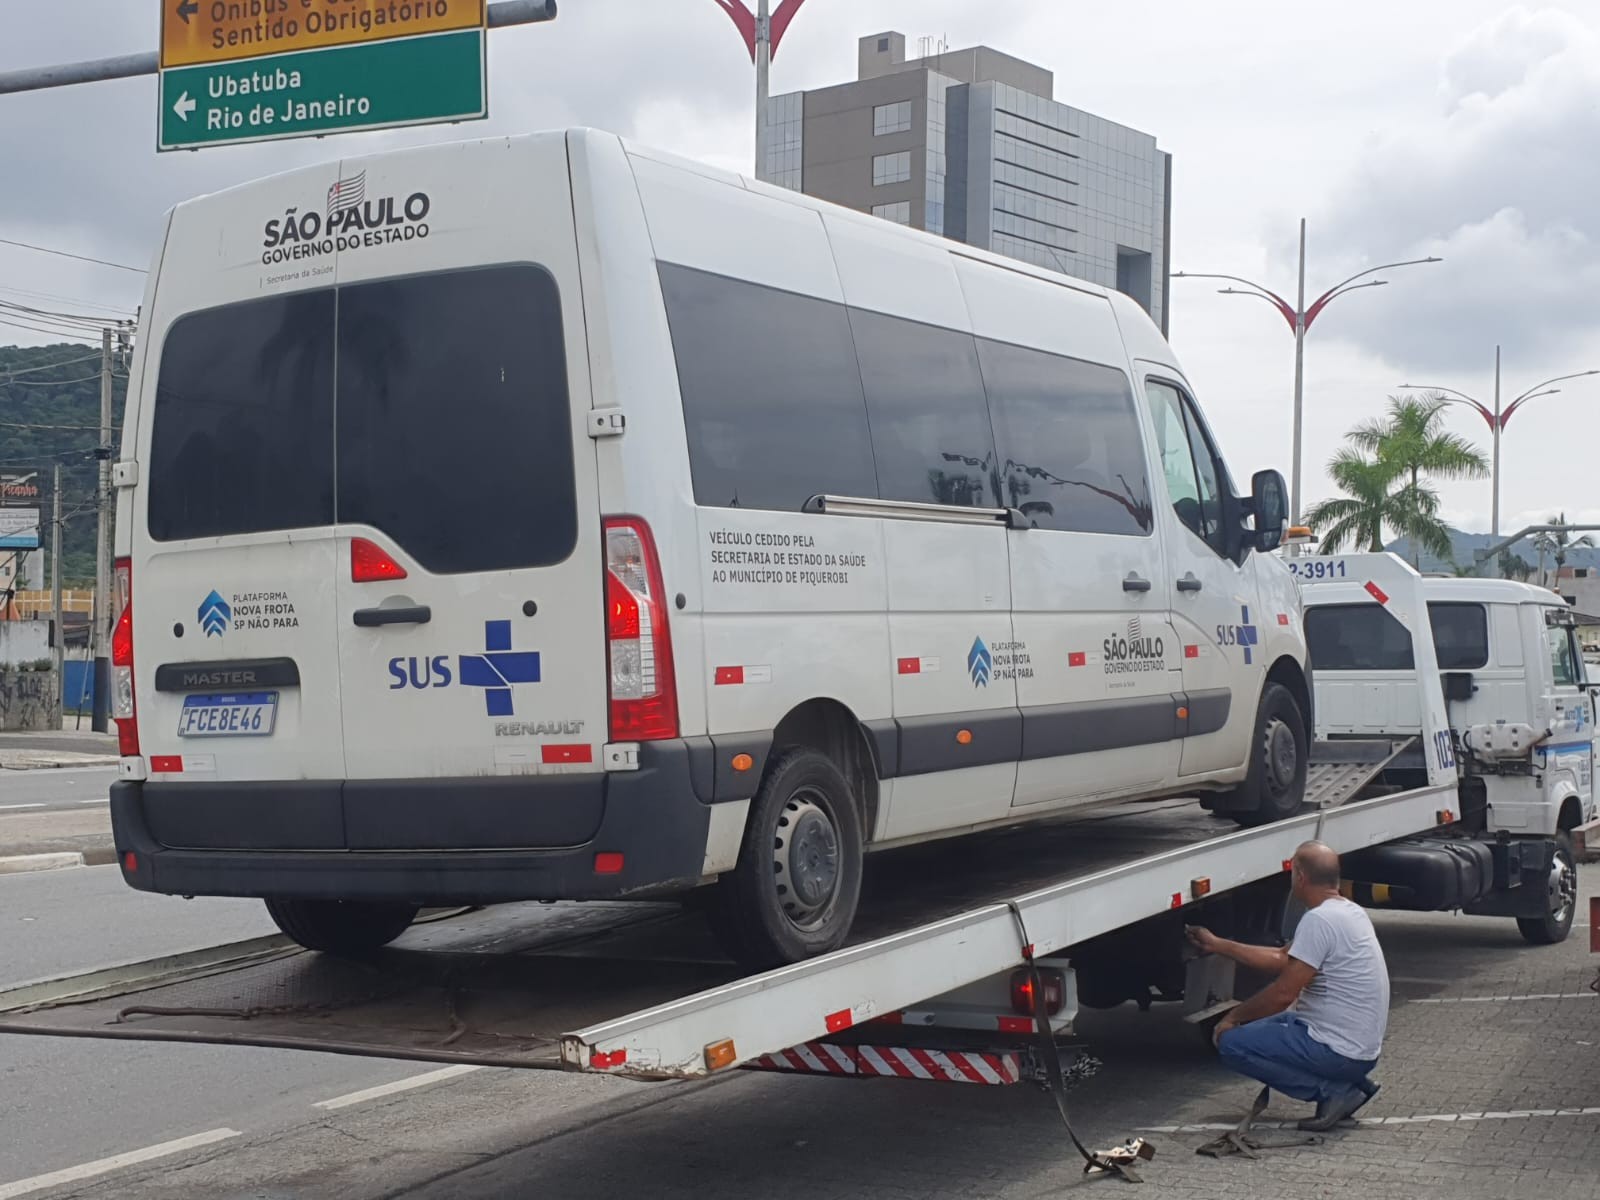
[{"x1": 108, "y1": 129, "x2": 1309, "y2": 969}]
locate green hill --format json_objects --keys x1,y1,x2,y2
[{"x1": 0, "y1": 342, "x2": 127, "y2": 588}]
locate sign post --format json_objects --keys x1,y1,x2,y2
[{"x1": 157, "y1": 1, "x2": 488, "y2": 151}]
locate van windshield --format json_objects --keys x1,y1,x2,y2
[{"x1": 147, "y1": 264, "x2": 577, "y2": 574}]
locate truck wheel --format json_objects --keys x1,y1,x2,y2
[
  {"x1": 1226, "y1": 683, "x2": 1308, "y2": 828},
  {"x1": 265, "y1": 898, "x2": 419, "y2": 955},
  {"x1": 712, "y1": 747, "x2": 864, "y2": 972},
  {"x1": 1517, "y1": 833, "x2": 1577, "y2": 946}
]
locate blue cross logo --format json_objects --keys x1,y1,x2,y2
[
  {"x1": 458, "y1": 620, "x2": 541, "y2": 716},
  {"x1": 1235, "y1": 605, "x2": 1259, "y2": 665},
  {"x1": 198, "y1": 591, "x2": 231, "y2": 638}
]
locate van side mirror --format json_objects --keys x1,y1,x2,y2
[{"x1": 1249, "y1": 469, "x2": 1288, "y2": 552}]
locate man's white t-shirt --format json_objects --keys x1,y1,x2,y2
[{"x1": 1288, "y1": 896, "x2": 1390, "y2": 1061}]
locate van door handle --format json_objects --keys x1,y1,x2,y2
[
  {"x1": 1122, "y1": 574, "x2": 1152, "y2": 593},
  {"x1": 353, "y1": 606, "x2": 432, "y2": 628},
  {"x1": 1177, "y1": 574, "x2": 1203, "y2": 593}
]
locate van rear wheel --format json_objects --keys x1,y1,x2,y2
[
  {"x1": 1224, "y1": 682, "x2": 1308, "y2": 828},
  {"x1": 711, "y1": 747, "x2": 864, "y2": 972},
  {"x1": 266, "y1": 898, "x2": 419, "y2": 955}
]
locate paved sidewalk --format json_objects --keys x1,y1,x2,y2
[{"x1": 0, "y1": 729, "x2": 119, "y2": 770}]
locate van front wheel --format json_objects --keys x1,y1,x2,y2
[
  {"x1": 266, "y1": 898, "x2": 419, "y2": 955},
  {"x1": 1224, "y1": 682, "x2": 1308, "y2": 828},
  {"x1": 712, "y1": 748, "x2": 864, "y2": 971}
]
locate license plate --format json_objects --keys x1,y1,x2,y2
[{"x1": 177, "y1": 692, "x2": 278, "y2": 738}]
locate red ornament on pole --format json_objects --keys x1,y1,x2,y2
[{"x1": 711, "y1": 0, "x2": 808, "y2": 61}]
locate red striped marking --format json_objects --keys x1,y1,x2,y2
[
  {"x1": 714, "y1": 666, "x2": 744, "y2": 686},
  {"x1": 1365, "y1": 581, "x2": 1389, "y2": 605},
  {"x1": 897, "y1": 658, "x2": 921, "y2": 675},
  {"x1": 150, "y1": 755, "x2": 183, "y2": 773},
  {"x1": 1277, "y1": 613, "x2": 1290, "y2": 626},
  {"x1": 824, "y1": 1007, "x2": 853, "y2": 1033},
  {"x1": 1068, "y1": 651, "x2": 1087, "y2": 667},
  {"x1": 750, "y1": 1045, "x2": 1021, "y2": 1085},
  {"x1": 1184, "y1": 644, "x2": 1200, "y2": 659},
  {"x1": 541, "y1": 744, "x2": 593, "y2": 765},
  {"x1": 945, "y1": 1051, "x2": 989, "y2": 1084}
]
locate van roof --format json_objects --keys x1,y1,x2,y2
[{"x1": 1419, "y1": 576, "x2": 1567, "y2": 606}]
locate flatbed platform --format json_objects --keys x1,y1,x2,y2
[{"x1": 0, "y1": 784, "x2": 1454, "y2": 1078}]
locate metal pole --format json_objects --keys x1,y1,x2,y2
[
  {"x1": 754, "y1": 0, "x2": 771, "y2": 178},
  {"x1": 50, "y1": 465, "x2": 63, "y2": 716},
  {"x1": 91, "y1": 328, "x2": 112, "y2": 734},
  {"x1": 1290, "y1": 218, "x2": 1307, "y2": 528},
  {"x1": 0, "y1": 0, "x2": 557, "y2": 94},
  {"x1": 1491, "y1": 344, "x2": 1502, "y2": 540}
]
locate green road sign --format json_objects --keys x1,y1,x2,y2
[{"x1": 158, "y1": 29, "x2": 486, "y2": 152}]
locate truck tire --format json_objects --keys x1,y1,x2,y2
[
  {"x1": 265, "y1": 898, "x2": 419, "y2": 955},
  {"x1": 1224, "y1": 682, "x2": 1308, "y2": 828},
  {"x1": 712, "y1": 747, "x2": 864, "y2": 972},
  {"x1": 1516, "y1": 833, "x2": 1577, "y2": 946}
]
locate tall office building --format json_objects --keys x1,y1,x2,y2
[{"x1": 761, "y1": 31, "x2": 1172, "y2": 333}]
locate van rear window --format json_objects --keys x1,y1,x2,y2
[
  {"x1": 1305, "y1": 604, "x2": 1415, "y2": 671},
  {"x1": 148, "y1": 265, "x2": 576, "y2": 574}
]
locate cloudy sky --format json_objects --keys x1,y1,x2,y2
[{"x1": 4, "y1": 0, "x2": 1598, "y2": 538}]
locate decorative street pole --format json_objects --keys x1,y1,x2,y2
[{"x1": 711, "y1": 0, "x2": 809, "y2": 176}]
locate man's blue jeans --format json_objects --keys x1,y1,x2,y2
[{"x1": 1217, "y1": 1013, "x2": 1378, "y2": 1104}]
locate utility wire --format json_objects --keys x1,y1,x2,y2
[
  {"x1": 0, "y1": 352, "x2": 102, "y2": 379},
  {"x1": 0, "y1": 419, "x2": 120, "y2": 432},
  {"x1": 0, "y1": 373, "x2": 107, "y2": 389},
  {"x1": 0, "y1": 285, "x2": 133, "y2": 317},
  {"x1": 0, "y1": 237, "x2": 144, "y2": 274}
]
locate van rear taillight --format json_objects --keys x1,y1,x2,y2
[
  {"x1": 604, "y1": 517, "x2": 678, "y2": 742},
  {"x1": 111, "y1": 557, "x2": 139, "y2": 757}
]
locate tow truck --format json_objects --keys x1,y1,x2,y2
[{"x1": 0, "y1": 555, "x2": 1587, "y2": 1123}]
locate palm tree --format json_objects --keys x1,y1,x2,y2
[
  {"x1": 1345, "y1": 395, "x2": 1488, "y2": 567},
  {"x1": 1498, "y1": 550, "x2": 1534, "y2": 582},
  {"x1": 1532, "y1": 512, "x2": 1595, "y2": 588},
  {"x1": 1305, "y1": 396, "x2": 1487, "y2": 561}
]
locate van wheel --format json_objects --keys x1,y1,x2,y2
[
  {"x1": 1517, "y1": 833, "x2": 1577, "y2": 945},
  {"x1": 1225, "y1": 683, "x2": 1308, "y2": 828},
  {"x1": 265, "y1": 898, "x2": 419, "y2": 955},
  {"x1": 712, "y1": 748, "x2": 864, "y2": 972}
]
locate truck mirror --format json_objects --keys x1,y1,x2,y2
[
  {"x1": 1250, "y1": 469, "x2": 1288, "y2": 552},
  {"x1": 1442, "y1": 672, "x2": 1475, "y2": 702}
]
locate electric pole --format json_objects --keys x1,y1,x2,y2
[
  {"x1": 51, "y1": 464, "x2": 63, "y2": 713},
  {"x1": 91, "y1": 326, "x2": 112, "y2": 733}
]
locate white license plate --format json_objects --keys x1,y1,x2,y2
[{"x1": 177, "y1": 692, "x2": 278, "y2": 738}]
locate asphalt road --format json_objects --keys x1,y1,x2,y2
[
  {"x1": 0, "y1": 767, "x2": 116, "y2": 816},
  {"x1": 4, "y1": 864, "x2": 1599, "y2": 1198},
  {"x1": 0, "y1": 865, "x2": 446, "y2": 1187}
]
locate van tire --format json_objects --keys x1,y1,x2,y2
[
  {"x1": 1223, "y1": 683, "x2": 1309, "y2": 828},
  {"x1": 1517, "y1": 833, "x2": 1577, "y2": 946},
  {"x1": 265, "y1": 898, "x2": 419, "y2": 955},
  {"x1": 711, "y1": 747, "x2": 864, "y2": 971}
]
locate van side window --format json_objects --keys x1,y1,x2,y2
[
  {"x1": 1305, "y1": 604, "x2": 1415, "y2": 671},
  {"x1": 1426, "y1": 602, "x2": 1488, "y2": 670},
  {"x1": 1144, "y1": 380, "x2": 1226, "y2": 557},
  {"x1": 148, "y1": 291, "x2": 336, "y2": 541},
  {"x1": 659, "y1": 264, "x2": 879, "y2": 511},
  {"x1": 1550, "y1": 626, "x2": 1580, "y2": 687},
  {"x1": 978, "y1": 339, "x2": 1153, "y2": 535},
  {"x1": 848, "y1": 308, "x2": 999, "y2": 507}
]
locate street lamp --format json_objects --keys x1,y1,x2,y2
[
  {"x1": 1174, "y1": 218, "x2": 1442, "y2": 529},
  {"x1": 1398, "y1": 347, "x2": 1600, "y2": 537}
]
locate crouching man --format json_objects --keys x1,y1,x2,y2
[{"x1": 1186, "y1": 840, "x2": 1389, "y2": 1132}]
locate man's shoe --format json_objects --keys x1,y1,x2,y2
[{"x1": 1297, "y1": 1086, "x2": 1366, "y2": 1132}]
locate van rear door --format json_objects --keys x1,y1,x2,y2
[{"x1": 328, "y1": 142, "x2": 609, "y2": 851}]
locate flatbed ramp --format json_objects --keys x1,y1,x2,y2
[{"x1": 0, "y1": 784, "x2": 1453, "y2": 1079}]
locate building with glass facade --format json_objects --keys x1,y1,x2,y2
[{"x1": 760, "y1": 31, "x2": 1172, "y2": 333}]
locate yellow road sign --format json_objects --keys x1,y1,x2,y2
[{"x1": 160, "y1": 0, "x2": 486, "y2": 69}]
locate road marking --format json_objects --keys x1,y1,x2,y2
[
  {"x1": 1145, "y1": 1106, "x2": 1600, "y2": 1134},
  {"x1": 0, "y1": 1128, "x2": 240, "y2": 1199},
  {"x1": 313, "y1": 1064, "x2": 482, "y2": 1110},
  {"x1": 1414, "y1": 991, "x2": 1598, "y2": 1004},
  {"x1": 78, "y1": 798, "x2": 110, "y2": 805},
  {"x1": 0, "y1": 803, "x2": 46, "y2": 811}
]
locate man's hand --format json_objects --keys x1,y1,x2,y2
[
  {"x1": 1186, "y1": 925, "x2": 1221, "y2": 954},
  {"x1": 1212, "y1": 1015, "x2": 1236, "y2": 1048}
]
